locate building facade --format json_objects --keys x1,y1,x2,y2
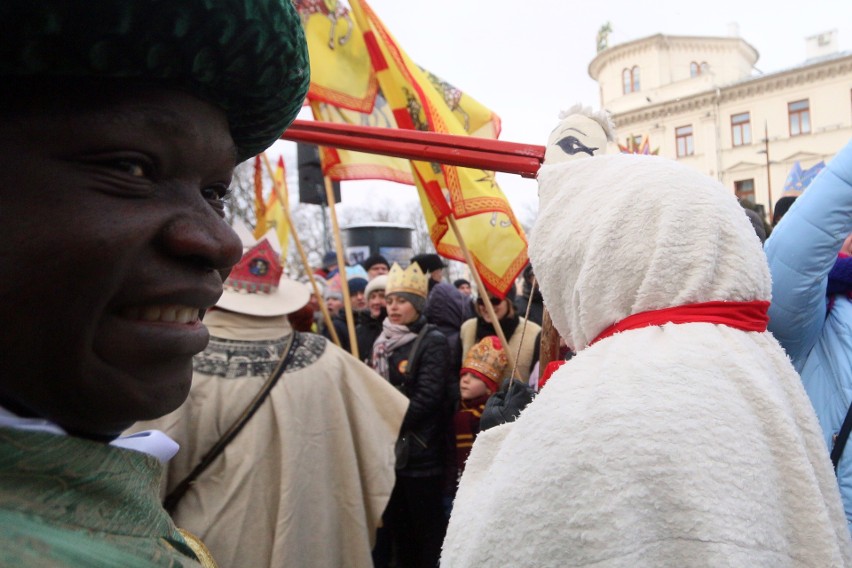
[{"x1": 589, "y1": 30, "x2": 852, "y2": 222}]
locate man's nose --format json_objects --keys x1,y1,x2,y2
[{"x1": 159, "y1": 211, "x2": 243, "y2": 276}]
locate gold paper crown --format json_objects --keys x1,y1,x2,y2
[
  {"x1": 461, "y1": 336, "x2": 509, "y2": 388},
  {"x1": 385, "y1": 262, "x2": 428, "y2": 298}
]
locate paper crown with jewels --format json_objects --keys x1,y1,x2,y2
[
  {"x1": 461, "y1": 336, "x2": 508, "y2": 392},
  {"x1": 385, "y1": 262, "x2": 428, "y2": 299},
  {"x1": 217, "y1": 229, "x2": 309, "y2": 316}
]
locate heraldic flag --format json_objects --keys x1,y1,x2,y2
[
  {"x1": 254, "y1": 155, "x2": 290, "y2": 257},
  {"x1": 308, "y1": 0, "x2": 527, "y2": 296}
]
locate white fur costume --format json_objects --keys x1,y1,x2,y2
[{"x1": 441, "y1": 152, "x2": 852, "y2": 566}]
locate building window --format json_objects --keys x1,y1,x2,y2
[
  {"x1": 731, "y1": 112, "x2": 752, "y2": 147},
  {"x1": 788, "y1": 99, "x2": 811, "y2": 136},
  {"x1": 690, "y1": 61, "x2": 709, "y2": 77},
  {"x1": 622, "y1": 66, "x2": 640, "y2": 94},
  {"x1": 735, "y1": 179, "x2": 755, "y2": 202},
  {"x1": 676, "y1": 125, "x2": 694, "y2": 157}
]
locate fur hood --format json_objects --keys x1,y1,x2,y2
[{"x1": 530, "y1": 154, "x2": 770, "y2": 349}]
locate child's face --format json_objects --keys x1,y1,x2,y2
[{"x1": 460, "y1": 372, "x2": 491, "y2": 401}]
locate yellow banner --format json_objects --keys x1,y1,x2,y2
[
  {"x1": 348, "y1": 0, "x2": 527, "y2": 296},
  {"x1": 255, "y1": 156, "x2": 290, "y2": 257}
]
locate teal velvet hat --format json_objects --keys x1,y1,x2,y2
[{"x1": 1, "y1": 0, "x2": 310, "y2": 162}]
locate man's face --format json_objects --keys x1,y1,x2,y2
[
  {"x1": 326, "y1": 296, "x2": 343, "y2": 315},
  {"x1": 0, "y1": 87, "x2": 243, "y2": 437},
  {"x1": 351, "y1": 290, "x2": 367, "y2": 311},
  {"x1": 477, "y1": 296, "x2": 510, "y2": 323},
  {"x1": 368, "y1": 290, "x2": 386, "y2": 318},
  {"x1": 430, "y1": 268, "x2": 443, "y2": 282},
  {"x1": 457, "y1": 283, "x2": 472, "y2": 296},
  {"x1": 367, "y1": 264, "x2": 388, "y2": 279}
]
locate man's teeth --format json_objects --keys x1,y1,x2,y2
[{"x1": 124, "y1": 306, "x2": 199, "y2": 323}]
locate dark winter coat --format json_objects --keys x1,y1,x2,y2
[
  {"x1": 515, "y1": 284, "x2": 545, "y2": 327},
  {"x1": 387, "y1": 316, "x2": 450, "y2": 477},
  {"x1": 424, "y1": 283, "x2": 466, "y2": 380},
  {"x1": 322, "y1": 312, "x2": 350, "y2": 353},
  {"x1": 356, "y1": 310, "x2": 385, "y2": 366}
]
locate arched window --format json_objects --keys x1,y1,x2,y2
[
  {"x1": 622, "y1": 66, "x2": 641, "y2": 94},
  {"x1": 691, "y1": 61, "x2": 710, "y2": 77}
]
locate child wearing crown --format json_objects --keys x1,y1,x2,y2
[{"x1": 453, "y1": 336, "x2": 507, "y2": 481}]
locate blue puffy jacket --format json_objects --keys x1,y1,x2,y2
[{"x1": 765, "y1": 137, "x2": 852, "y2": 529}]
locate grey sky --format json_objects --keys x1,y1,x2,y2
[{"x1": 275, "y1": 0, "x2": 851, "y2": 222}]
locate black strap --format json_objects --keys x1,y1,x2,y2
[
  {"x1": 831, "y1": 399, "x2": 852, "y2": 473},
  {"x1": 164, "y1": 333, "x2": 300, "y2": 514}
]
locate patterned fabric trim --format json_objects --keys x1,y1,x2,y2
[{"x1": 193, "y1": 332, "x2": 327, "y2": 379}]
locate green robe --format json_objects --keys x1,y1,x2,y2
[{"x1": 0, "y1": 427, "x2": 203, "y2": 567}]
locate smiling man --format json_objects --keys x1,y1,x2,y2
[{"x1": 0, "y1": 1, "x2": 308, "y2": 566}]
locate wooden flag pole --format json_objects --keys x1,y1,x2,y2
[
  {"x1": 324, "y1": 175, "x2": 360, "y2": 360},
  {"x1": 539, "y1": 308, "x2": 560, "y2": 377},
  {"x1": 446, "y1": 215, "x2": 517, "y2": 378},
  {"x1": 260, "y1": 153, "x2": 340, "y2": 347}
]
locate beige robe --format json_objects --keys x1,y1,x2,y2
[{"x1": 133, "y1": 311, "x2": 408, "y2": 568}]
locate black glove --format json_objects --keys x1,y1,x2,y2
[{"x1": 480, "y1": 379, "x2": 535, "y2": 432}]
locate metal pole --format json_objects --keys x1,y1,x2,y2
[{"x1": 764, "y1": 122, "x2": 773, "y2": 220}]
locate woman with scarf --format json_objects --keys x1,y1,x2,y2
[
  {"x1": 459, "y1": 286, "x2": 541, "y2": 384},
  {"x1": 371, "y1": 263, "x2": 450, "y2": 568}
]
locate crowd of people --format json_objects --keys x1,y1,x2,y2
[{"x1": 4, "y1": 1, "x2": 852, "y2": 567}]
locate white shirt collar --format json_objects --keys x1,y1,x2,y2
[{"x1": 0, "y1": 405, "x2": 178, "y2": 463}]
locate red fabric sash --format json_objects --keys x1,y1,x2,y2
[{"x1": 590, "y1": 300, "x2": 770, "y2": 346}]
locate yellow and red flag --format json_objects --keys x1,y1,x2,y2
[
  {"x1": 346, "y1": 0, "x2": 527, "y2": 296},
  {"x1": 294, "y1": 0, "x2": 504, "y2": 193},
  {"x1": 254, "y1": 156, "x2": 290, "y2": 257}
]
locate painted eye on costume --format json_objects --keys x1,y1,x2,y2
[{"x1": 555, "y1": 136, "x2": 598, "y2": 157}]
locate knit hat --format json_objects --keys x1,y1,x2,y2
[
  {"x1": 410, "y1": 253, "x2": 446, "y2": 273},
  {"x1": 348, "y1": 277, "x2": 368, "y2": 295},
  {"x1": 365, "y1": 275, "x2": 388, "y2": 299},
  {"x1": 453, "y1": 278, "x2": 471, "y2": 289},
  {"x1": 391, "y1": 292, "x2": 426, "y2": 314},
  {"x1": 1, "y1": 0, "x2": 310, "y2": 162},
  {"x1": 322, "y1": 251, "x2": 338, "y2": 270},
  {"x1": 461, "y1": 336, "x2": 508, "y2": 393},
  {"x1": 362, "y1": 253, "x2": 390, "y2": 272},
  {"x1": 324, "y1": 275, "x2": 343, "y2": 301},
  {"x1": 773, "y1": 195, "x2": 799, "y2": 227}
]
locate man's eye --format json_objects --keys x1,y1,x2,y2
[
  {"x1": 112, "y1": 159, "x2": 150, "y2": 178},
  {"x1": 201, "y1": 185, "x2": 232, "y2": 203}
]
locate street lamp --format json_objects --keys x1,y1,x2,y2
[{"x1": 757, "y1": 121, "x2": 773, "y2": 220}]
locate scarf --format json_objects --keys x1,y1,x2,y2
[
  {"x1": 590, "y1": 300, "x2": 770, "y2": 346},
  {"x1": 371, "y1": 319, "x2": 418, "y2": 380},
  {"x1": 454, "y1": 394, "x2": 491, "y2": 479}
]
